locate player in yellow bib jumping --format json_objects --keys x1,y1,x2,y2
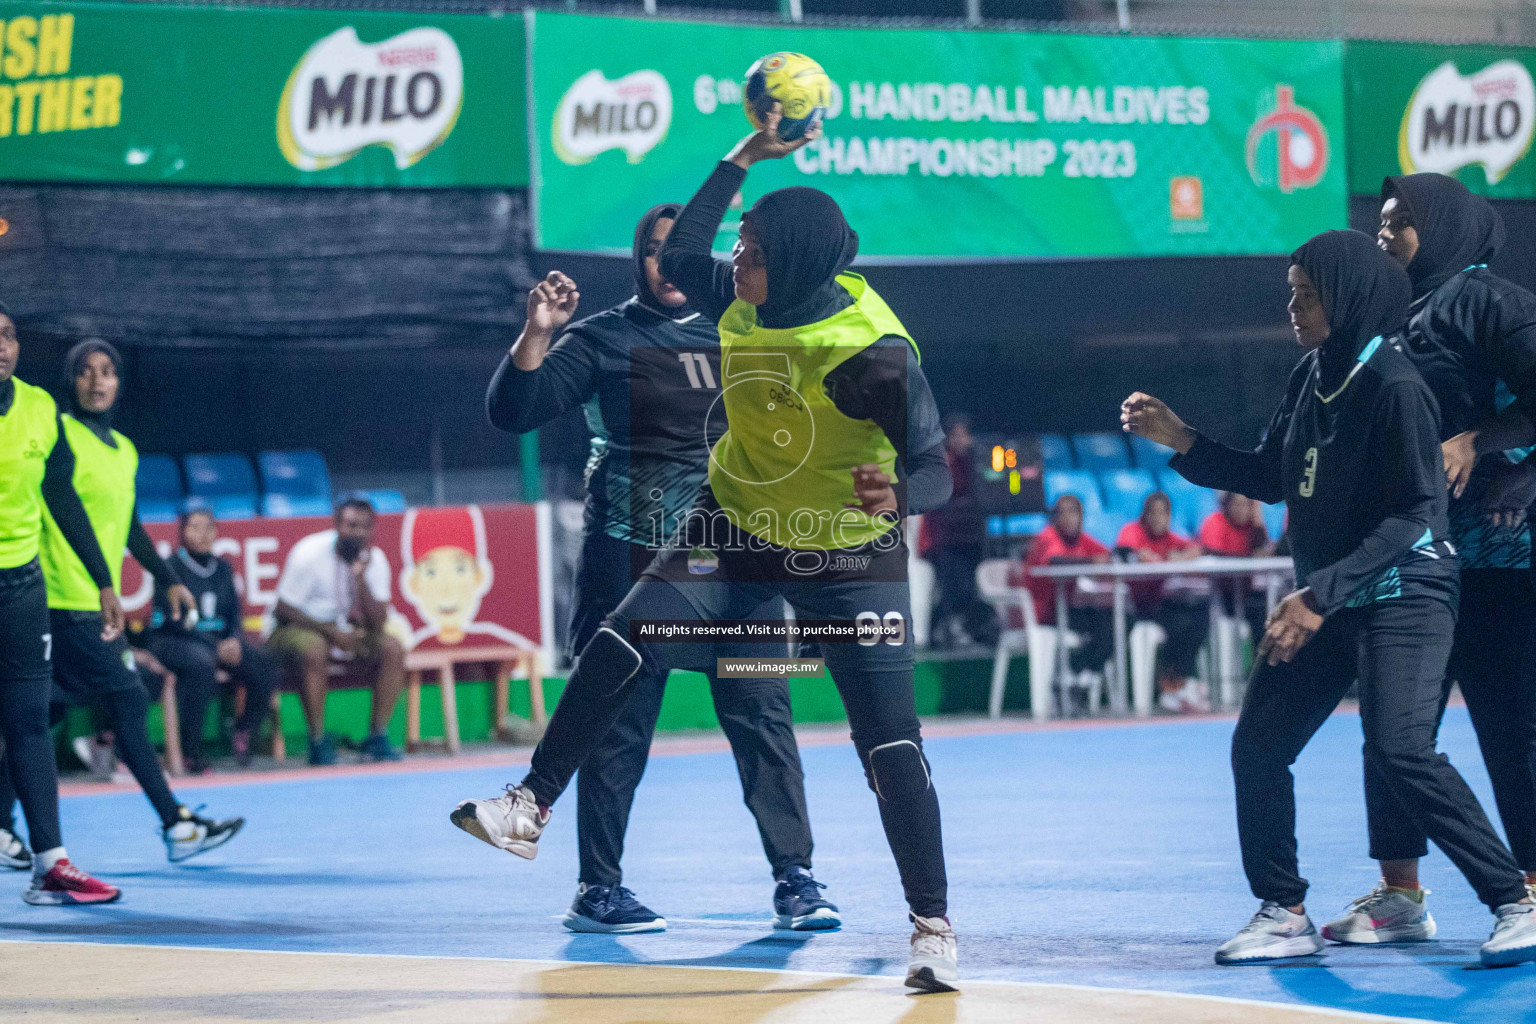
[{"x1": 452, "y1": 108, "x2": 961, "y2": 992}]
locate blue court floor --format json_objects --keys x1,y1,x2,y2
[{"x1": 3, "y1": 708, "x2": 1535, "y2": 1023}]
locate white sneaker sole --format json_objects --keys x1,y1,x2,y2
[
  {"x1": 905, "y1": 963, "x2": 959, "y2": 993},
  {"x1": 450, "y1": 801, "x2": 539, "y2": 860},
  {"x1": 562, "y1": 911, "x2": 666, "y2": 934},
  {"x1": 1481, "y1": 939, "x2": 1536, "y2": 967},
  {"x1": 1215, "y1": 934, "x2": 1324, "y2": 964},
  {"x1": 0, "y1": 852, "x2": 30, "y2": 871},
  {"x1": 1323, "y1": 916, "x2": 1436, "y2": 945},
  {"x1": 773, "y1": 907, "x2": 842, "y2": 931}
]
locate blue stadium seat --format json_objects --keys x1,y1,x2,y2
[
  {"x1": 1073, "y1": 432, "x2": 1132, "y2": 472},
  {"x1": 1043, "y1": 469, "x2": 1103, "y2": 515},
  {"x1": 362, "y1": 489, "x2": 407, "y2": 514},
  {"x1": 1005, "y1": 512, "x2": 1049, "y2": 537},
  {"x1": 1084, "y1": 509, "x2": 1129, "y2": 548},
  {"x1": 1099, "y1": 468, "x2": 1158, "y2": 521},
  {"x1": 1262, "y1": 500, "x2": 1287, "y2": 542},
  {"x1": 1038, "y1": 433, "x2": 1074, "y2": 471},
  {"x1": 183, "y1": 453, "x2": 259, "y2": 521},
  {"x1": 1128, "y1": 432, "x2": 1175, "y2": 471},
  {"x1": 259, "y1": 450, "x2": 332, "y2": 519},
  {"x1": 135, "y1": 455, "x2": 183, "y2": 523},
  {"x1": 1159, "y1": 473, "x2": 1220, "y2": 538}
]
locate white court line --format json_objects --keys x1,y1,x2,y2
[{"x1": 0, "y1": 937, "x2": 1450, "y2": 1024}]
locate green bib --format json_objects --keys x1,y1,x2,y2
[
  {"x1": 40, "y1": 414, "x2": 138, "y2": 609},
  {"x1": 708, "y1": 273, "x2": 917, "y2": 551},
  {"x1": 0, "y1": 379, "x2": 59, "y2": 571}
]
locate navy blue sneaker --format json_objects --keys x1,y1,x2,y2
[
  {"x1": 773, "y1": 867, "x2": 841, "y2": 931},
  {"x1": 360, "y1": 733, "x2": 403, "y2": 762},
  {"x1": 308, "y1": 734, "x2": 337, "y2": 766},
  {"x1": 562, "y1": 884, "x2": 666, "y2": 934}
]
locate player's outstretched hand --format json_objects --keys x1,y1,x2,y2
[
  {"x1": 847, "y1": 464, "x2": 898, "y2": 519},
  {"x1": 1121, "y1": 392, "x2": 1195, "y2": 455},
  {"x1": 729, "y1": 104, "x2": 822, "y2": 169},
  {"x1": 1442, "y1": 430, "x2": 1479, "y2": 499},
  {"x1": 1257, "y1": 588, "x2": 1323, "y2": 666},
  {"x1": 526, "y1": 271, "x2": 579, "y2": 339},
  {"x1": 1482, "y1": 458, "x2": 1536, "y2": 530}
]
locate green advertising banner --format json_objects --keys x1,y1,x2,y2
[
  {"x1": 1347, "y1": 40, "x2": 1536, "y2": 198},
  {"x1": 0, "y1": 1, "x2": 526, "y2": 186},
  {"x1": 528, "y1": 12, "x2": 1346, "y2": 260}
]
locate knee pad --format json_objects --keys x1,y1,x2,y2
[
  {"x1": 577, "y1": 626, "x2": 644, "y2": 695},
  {"x1": 865, "y1": 739, "x2": 931, "y2": 802}
]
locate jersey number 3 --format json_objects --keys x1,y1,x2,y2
[
  {"x1": 677, "y1": 352, "x2": 717, "y2": 389},
  {"x1": 1298, "y1": 446, "x2": 1318, "y2": 498}
]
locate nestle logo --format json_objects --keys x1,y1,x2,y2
[{"x1": 377, "y1": 46, "x2": 437, "y2": 69}]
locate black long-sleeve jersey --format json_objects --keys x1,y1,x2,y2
[
  {"x1": 1171, "y1": 338, "x2": 1456, "y2": 615},
  {"x1": 1388, "y1": 265, "x2": 1536, "y2": 568},
  {"x1": 488, "y1": 300, "x2": 730, "y2": 547},
  {"x1": 151, "y1": 548, "x2": 239, "y2": 643}
]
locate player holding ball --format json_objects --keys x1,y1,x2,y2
[{"x1": 452, "y1": 77, "x2": 961, "y2": 991}]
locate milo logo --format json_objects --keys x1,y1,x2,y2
[
  {"x1": 553, "y1": 69, "x2": 672, "y2": 165},
  {"x1": 277, "y1": 26, "x2": 464, "y2": 172},
  {"x1": 1399, "y1": 60, "x2": 1536, "y2": 185}
]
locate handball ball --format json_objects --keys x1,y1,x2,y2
[{"x1": 743, "y1": 52, "x2": 830, "y2": 142}]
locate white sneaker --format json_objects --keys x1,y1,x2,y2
[
  {"x1": 1178, "y1": 678, "x2": 1212, "y2": 714},
  {"x1": 905, "y1": 914, "x2": 958, "y2": 993},
  {"x1": 450, "y1": 784, "x2": 549, "y2": 860},
  {"x1": 0, "y1": 828, "x2": 30, "y2": 870},
  {"x1": 1321, "y1": 882, "x2": 1436, "y2": 944},
  {"x1": 162, "y1": 807, "x2": 245, "y2": 863},
  {"x1": 1215, "y1": 902, "x2": 1324, "y2": 964},
  {"x1": 1481, "y1": 902, "x2": 1536, "y2": 967}
]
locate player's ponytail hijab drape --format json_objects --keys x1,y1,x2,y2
[
  {"x1": 1291, "y1": 229, "x2": 1411, "y2": 385},
  {"x1": 744, "y1": 186, "x2": 859, "y2": 328}
]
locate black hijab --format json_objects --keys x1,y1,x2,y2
[
  {"x1": 1383, "y1": 173, "x2": 1505, "y2": 298},
  {"x1": 744, "y1": 186, "x2": 859, "y2": 328},
  {"x1": 63, "y1": 337, "x2": 123, "y2": 443},
  {"x1": 632, "y1": 202, "x2": 690, "y2": 318},
  {"x1": 1291, "y1": 229, "x2": 1412, "y2": 390},
  {"x1": 0, "y1": 300, "x2": 12, "y2": 414}
]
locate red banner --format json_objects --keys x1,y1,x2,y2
[{"x1": 121, "y1": 503, "x2": 548, "y2": 655}]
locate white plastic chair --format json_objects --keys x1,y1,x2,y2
[
  {"x1": 1206, "y1": 613, "x2": 1251, "y2": 708},
  {"x1": 976, "y1": 559, "x2": 1080, "y2": 722},
  {"x1": 1129, "y1": 620, "x2": 1166, "y2": 717},
  {"x1": 908, "y1": 549, "x2": 936, "y2": 650}
]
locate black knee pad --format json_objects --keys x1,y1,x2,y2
[
  {"x1": 865, "y1": 739, "x2": 931, "y2": 802},
  {"x1": 577, "y1": 626, "x2": 644, "y2": 695}
]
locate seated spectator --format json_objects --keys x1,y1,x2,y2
[
  {"x1": 146, "y1": 508, "x2": 278, "y2": 773},
  {"x1": 1010, "y1": 494, "x2": 1114, "y2": 711},
  {"x1": 1199, "y1": 491, "x2": 1275, "y2": 653},
  {"x1": 269, "y1": 496, "x2": 404, "y2": 766},
  {"x1": 1116, "y1": 492, "x2": 1211, "y2": 714},
  {"x1": 921, "y1": 412, "x2": 994, "y2": 649}
]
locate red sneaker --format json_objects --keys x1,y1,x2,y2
[{"x1": 23, "y1": 859, "x2": 121, "y2": 906}]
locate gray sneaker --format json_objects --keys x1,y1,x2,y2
[
  {"x1": 450, "y1": 783, "x2": 549, "y2": 860},
  {"x1": 1215, "y1": 901, "x2": 1324, "y2": 964},
  {"x1": 1481, "y1": 902, "x2": 1536, "y2": 967},
  {"x1": 1322, "y1": 882, "x2": 1436, "y2": 944},
  {"x1": 905, "y1": 914, "x2": 958, "y2": 993},
  {"x1": 0, "y1": 828, "x2": 30, "y2": 871}
]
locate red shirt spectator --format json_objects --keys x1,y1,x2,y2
[
  {"x1": 1117, "y1": 508, "x2": 1199, "y2": 611},
  {"x1": 1199, "y1": 492, "x2": 1272, "y2": 557},
  {"x1": 1009, "y1": 495, "x2": 1110, "y2": 626}
]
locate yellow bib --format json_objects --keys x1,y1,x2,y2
[
  {"x1": 708, "y1": 274, "x2": 917, "y2": 551},
  {"x1": 40, "y1": 414, "x2": 138, "y2": 609},
  {"x1": 0, "y1": 379, "x2": 59, "y2": 571}
]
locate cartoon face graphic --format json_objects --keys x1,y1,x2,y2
[{"x1": 400, "y1": 506, "x2": 493, "y2": 646}]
